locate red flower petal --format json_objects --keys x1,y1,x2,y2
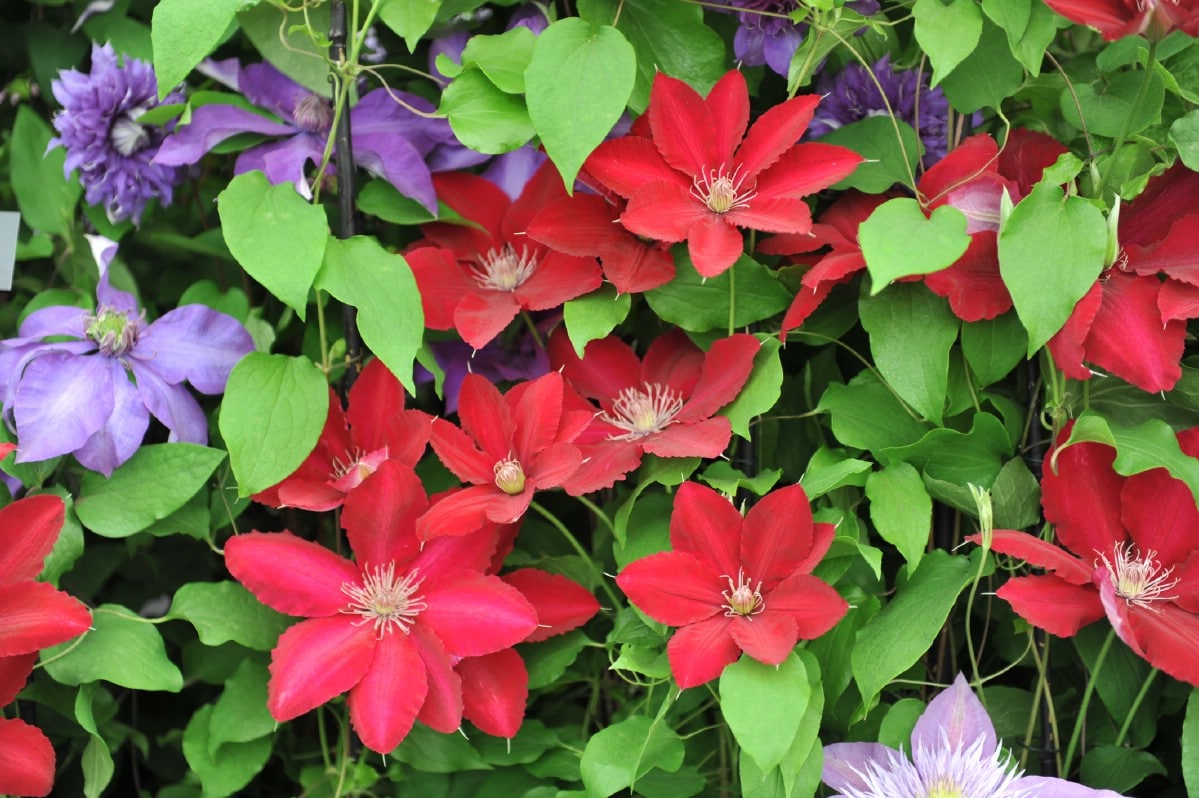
[
  {"x1": 416, "y1": 483, "x2": 498, "y2": 540},
  {"x1": 752, "y1": 142, "x2": 863, "y2": 201},
  {"x1": 982, "y1": 530, "x2": 1094, "y2": 585},
  {"x1": 348, "y1": 630, "x2": 427, "y2": 753},
  {"x1": 225, "y1": 532, "x2": 359, "y2": 617},
  {"x1": 517, "y1": 251, "x2": 603, "y2": 310},
  {"x1": 527, "y1": 193, "x2": 623, "y2": 256},
  {"x1": 994, "y1": 574, "x2": 1104, "y2": 637},
  {"x1": 1082, "y1": 270, "x2": 1185, "y2": 392},
  {"x1": 678, "y1": 333, "x2": 760, "y2": 422},
  {"x1": 919, "y1": 135, "x2": 999, "y2": 208},
  {"x1": 617, "y1": 551, "x2": 723, "y2": 626},
  {"x1": 459, "y1": 649, "x2": 529, "y2": 737},
  {"x1": 686, "y1": 215, "x2": 745, "y2": 278},
  {"x1": 267, "y1": 616, "x2": 376, "y2": 722},
  {"x1": 0, "y1": 652, "x2": 35, "y2": 706},
  {"x1": 0, "y1": 716, "x2": 55, "y2": 797},
  {"x1": 406, "y1": 247, "x2": 475, "y2": 331},
  {"x1": 342, "y1": 461, "x2": 427, "y2": 567},
  {"x1": 622, "y1": 181, "x2": 710, "y2": 242},
  {"x1": 642, "y1": 329, "x2": 705, "y2": 395},
  {"x1": 734, "y1": 94, "x2": 821, "y2": 179},
  {"x1": 510, "y1": 371, "x2": 565, "y2": 462},
  {"x1": 1158, "y1": 278, "x2": 1199, "y2": 322},
  {"x1": 1125, "y1": 602, "x2": 1199, "y2": 686},
  {"x1": 648, "y1": 72, "x2": 718, "y2": 177},
  {"x1": 429, "y1": 418, "x2": 495, "y2": 486},
  {"x1": 420, "y1": 574, "x2": 537, "y2": 657},
  {"x1": 741, "y1": 485, "x2": 818, "y2": 588},
  {"x1": 562, "y1": 441, "x2": 644, "y2": 496},
  {"x1": 428, "y1": 172, "x2": 510, "y2": 249},
  {"x1": 349, "y1": 360, "x2": 430, "y2": 464},
  {"x1": 411, "y1": 624, "x2": 464, "y2": 733},
  {"x1": 503, "y1": 160, "x2": 569, "y2": 239},
  {"x1": 0, "y1": 581, "x2": 91, "y2": 657},
  {"x1": 666, "y1": 614, "x2": 739, "y2": 688},
  {"x1": 729, "y1": 611, "x2": 799, "y2": 665},
  {"x1": 766, "y1": 573, "x2": 850, "y2": 638},
  {"x1": 1121, "y1": 468, "x2": 1199, "y2": 567},
  {"x1": 1047, "y1": 282, "x2": 1103, "y2": 381},
  {"x1": 780, "y1": 270, "x2": 845, "y2": 335},
  {"x1": 586, "y1": 137, "x2": 688, "y2": 199},
  {"x1": 527, "y1": 441, "x2": 583, "y2": 489},
  {"x1": 409, "y1": 521, "x2": 500, "y2": 580},
  {"x1": 671, "y1": 482, "x2": 742, "y2": 578},
  {"x1": 456, "y1": 375, "x2": 515, "y2": 462},
  {"x1": 922, "y1": 233, "x2": 1012, "y2": 321},
  {"x1": 1042, "y1": 437, "x2": 1126, "y2": 561},
  {"x1": 1172, "y1": 551, "x2": 1199, "y2": 613},
  {"x1": 0, "y1": 495, "x2": 64, "y2": 584},
  {"x1": 997, "y1": 129, "x2": 1067, "y2": 199},
  {"x1": 551, "y1": 331, "x2": 641, "y2": 401},
  {"x1": 704, "y1": 70, "x2": 751, "y2": 166},
  {"x1": 502, "y1": 569, "x2": 600, "y2": 642},
  {"x1": 640, "y1": 418, "x2": 732, "y2": 458},
  {"x1": 724, "y1": 197, "x2": 813, "y2": 234},
  {"x1": 454, "y1": 289, "x2": 523, "y2": 351}
]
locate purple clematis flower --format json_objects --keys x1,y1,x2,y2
[
  {"x1": 0, "y1": 238, "x2": 254, "y2": 476},
  {"x1": 807, "y1": 54, "x2": 954, "y2": 167},
  {"x1": 153, "y1": 60, "x2": 454, "y2": 211},
  {"x1": 724, "y1": 0, "x2": 808, "y2": 76},
  {"x1": 822, "y1": 674, "x2": 1126, "y2": 798},
  {"x1": 49, "y1": 43, "x2": 184, "y2": 224}
]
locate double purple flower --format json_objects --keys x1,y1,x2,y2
[{"x1": 0, "y1": 239, "x2": 254, "y2": 476}]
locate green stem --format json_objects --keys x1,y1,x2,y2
[
  {"x1": 529, "y1": 500, "x2": 621, "y2": 607},
  {"x1": 1114, "y1": 668, "x2": 1158, "y2": 746},
  {"x1": 575, "y1": 493, "x2": 617, "y2": 537},
  {"x1": 1063, "y1": 629, "x2": 1116, "y2": 776},
  {"x1": 727, "y1": 261, "x2": 736, "y2": 337},
  {"x1": 1096, "y1": 38, "x2": 1158, "y2": 201},
  {"x1": 520, "y1": 309, "x2": 545, "y2": 350}
]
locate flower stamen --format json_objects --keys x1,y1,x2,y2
[
  {"x1": 341, "y1": 563, "x2": 427, "y2": 636},
  {"x1": 1097, "y1": 542, "x2": 1180, "y2": 610},
  {"x1": 721, "y1": 568, "x2": 765, "y2": 617},
  {"x1": 494, "y1": 456, "x2": 526, "y2": 495},
  {"x1": 293, "y1": 93, "x2": 333, "y2": 133},
  {"x1": 472, "y1": 244, "x2": 538, "y2": 291},
  {"x1": 84, "y1": 306, "x2": 143, "y2": 356},
  {"x1": 691, "y1": 164, "x2": 757, "y2": 214},
  {"x1": 601, "y1": 382, "x2": 684, "y2": 441}
]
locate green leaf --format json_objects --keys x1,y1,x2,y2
[
  {"x1": 860, "y1": 283, "x2": 960, "y2": 424},
  {"x1": 881, "y1": 411, "x2": 1013, "y2": 486},
  {"x1": 42, "y1": 604, "x2": 183, "y2": 692},
  {"x1": 75, "y1": 685, "x2": 114, "y2": 798},
  {"x1": 913, "y1": 0, "x2": 984, "y2": 86},
  {"x1": 440, "y1": 69, "x2": 536, "y2": 155},
  {"x1": 700, "y1": 462, "x2": 781, "y2": 497},
  {"x1": 461, "y1": 27, "x2": 536, "y2": 93},
  {"x1": 578, "y1": 0, "x2": 726, "y2": 112},
  {"x1": 819, "y1": 117, "x2": 921, "y2": 193},
  {"x1": 374, "y1": 0, "x2": 441, "y2": 51},
  {"x1": 218, "y1": 353, "x2": 328, "y2": 498},
  {"x1": 523, "y1": 631, "x2": 592, "y2": 689},
  {"x1": 151, "y1": 0, "x2": 240, "y2": 98},
  {"x1": 865, "y1": 463, "x2": 932, "y2": 572},
  {"x1": 799, "y1": 447, "x2": 872, "y2": 500},
  {"x1": 860, "y1": 199, "x2": 971, "y2": 289},
  {"x1": 613, "y1": 456, "x2": 700, "y2": 547},
  {"x1": 564, "y1": 284, "x2": 632, "y2": 356},
  {"x1": 938, "y1": 18, "x2": 1025, "y2": 113},
  {"x1": 646, "y1": 250, "x2": 790, "y2": 333},
  {"x1": 217, "y1": 171, "x2": 328, "y2": 319},
  {"x1": 395, "y1": 723, "x2": 492, "y2": 772},
  {"x1": 610, "y1": 645, "x2": 671, "y2": 679},
  {"x1": 1061, "y1": 414, "x2": 1199, "y2": 500},
  {"x1": 1170, "y1": 108, "x2": 1199, "y2": 171},
  {"x1": 1061, "y1": 71, "x2": 1165, "y2": 138},
  {"x1": 852, "y1": 550, "x2": 980, "y2": 708},
  {"x1": 74, "y1": 444, "x2": 225, "y2": 538},
  {"x1": 720, "y1": 654, "x2": 809, "y2": 772},
  {"x1": 961, "y1": 311, "x2": 1027, "y2": 386},
  {"x1": 580, "y1": 714, "x2": 684, "y2": 798},
  {"x1": 990, "y1": 457, "x2": 1042, "y2": 530},
  {"x1": 167, "y1": 581, "x2": 291, "y2": 651},
  {"x1": 317, "y1": 236, "x2": 424, "y2": 392},
  {"x1": 998, "y1": 182, "x2": 1106, "y2": 354},
  {"x1": 1079, "y1": 746, "x2": 1166, "y2": 793},
  {"x1": 209, "y1": 660, "x2": 275, "y2": 751},
  {"x1": 817, "y1": 371, "x2": 929, "y2": 454},
  {"x1": 11, "y1": 106, "x2": 81, "y2": 237},
  {"x1": 722, "y1": 336, "x2": 782, "y2": 440},
  {"x1": 357, "y1": 179, "x2": 438, "y2": 225},
  {"x1": 183, "y1": 704, "x2": 273, "y2": 798},
  {"x1": 1183, "y1": 688, "x2": 1199, "y2": 796},
  {"x1": 526, "y1": 19, "x2": 636, "y2": 189},
  {"x1": 980, "y1": 0, "x2": 1029, "y2": 43},
  {"x1": 237, "y1": 3, "x2": 331, "y2": 94},
  {"x1": 1008, "y1": 0, "x2": 1057, "y2": 75}
]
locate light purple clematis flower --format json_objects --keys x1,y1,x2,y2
[
  {"x1": 0, "y1": 238, "x2": 254, "y2": 476},
  {"x1": 822, "y1": 674, "x2": 1126, "y2": 798},
  {"x1": 153, "y1": 60, "x2": 456, "y2": 211},
  {"x1": 723, "y1": 0, "x2": 808, "y2": 76},
  {"x1": 49, "y1": 43, "x2": 185, "y2": 224}
]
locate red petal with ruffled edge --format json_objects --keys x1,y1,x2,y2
[
  {"x1": 267, "y1": 616, "x2": 376, "y2": 721},
  {"x1": 502, "y1": 569, "x2": 600, "y2": 642},
  {"x1": 1042, "y1": 434, "x2": 1126, "y2": 561},
  {"x1": 551, "y1": 330, "x2": 640, "y2": 401},
  {"x1": 510, "y1": 371, "x2": 565, "y2": 462},
  {"x1": 348, "y1": 630, "x2": 427, "y2": 754},
  {"x1": 997, "y1": 128, "x2": 1067, "y2": 199},
  {"x1": 978, "y1": 530, "x2": 1094, "y2": 585},
  {"x1": 622, "y1": 181, "x2": 710, "y2": 242},
  {"x1": 687, "y1": 215, "x2": 745, "y2": 278},
  {"x1": 671, "y1": 481, "x2": 742, "y2": 578},
  {"x1": 1174, "y1": 552, "x2": 1199, "y2": 613},
  {"x1": 0, "y1": 582, "x2": 90, "y2": 657},
  {"x1": 1083, "y1": 270, "x2": 1185, "y2": 392},
  {"x1": 617, "y1": 551, "x2": 722, "y2": 626},
  {"x1": 517, "y1": 251, "x2": 604, "y2": 311},
  {"x1": 420, "y1": 574, "x2": 537, "y2": 657},
  {"x1": 342, "y1": 461, "x2": 426, "y2": 567},
  {"x1": 562, "y1": 441, "x2": 644, "y2": 496},
  {"x1": 919, "y1": 134, "x2": 999, "y2": 208},
  {"x1": 724, "y1": 197, "x2": 813, "y2": 234},
  {"x1": 995, "y1": 574, "x2": 1104, "y2": 636},
  {"x1": 348, "y1": 359, "x2": 429, "y2": 463},
  {"x1": 527, "y1": 441, "x2": 583, "y2": 489},
  {"x1": 0, "y1": 495, "x2": 64, "y2": 584},
  {"x1": 425, "y1": 172, "x2": 509, "y2": 253},
  {"x1": 411, "y1": 624, "x2": 464, "y2": 733},
  {"x1": 766, "y1": 573, "x2": 849, "y2": 638},
  {"x1": 678, "y1": 334, "x2": 760, "y2": 422},
  {"x1": 456, "y1": 375, "x2": 516, "y2": 462},
  {"x1": 735, "y1": 94, "x2": 821, "y2": 179},
  {"x1": 923, "y1": 233, "x2": 1009, "y2": 321},
  {"x1": 429, "y1": 418, "x2": 495, "y2": 486},
  {"x1": 405, "y1": 247, "x2": 475, "y2": 331},
  {"x1": 781, "y1": 280, "x2": 838, "y2": 337},
  {"x1": 641, "y1": 329, "x2": 705, "y2": 395},
  {"x1": 454, "y1": 290, "x2": 523, "y2": 351},
  {"x1": 647, "y1": 72, "x2": 718, "y2": 177},
  {"x1": 416, "y1": 483, "x2": 499, "y2": 540},
  {"x1": 0, "y1": 716, "x2": 55, "y2": 797},
  {"x1": 1121, "y1": 467, "x2": 1199, "y2": 567},
  {"x1": 730, "y1": 611, "x2": 799, "y2": 665},
  {"x1": 409, "y1": 521, "x2": 500, "y2": 581},
  {"x1": 503, "y1": 160, "x2": 569, "y2": 239},
  {"x1": 666, "y1": 614, "x2": 739, "y2": 688},
  {"x1": 225, "y1": 532, "x2": 360, "y2": 617},
  {"x1": 459, "y1": 649, "x2": 529, "y2": 737},
  {"x1": 1158, "y1": 279, "x2": 1199, "y2": 322},
  {"x1": 0, "y1": 652, "x2": 35, "y2": 705},
  {"x1": 1125, "y1": 602, "x2": 1199, "y2": 686},
  {"x1": 586, "y1": 137, "x2": 689, "y2": 199},
  {"x1": 1047, "y1": 281, "x2": 1103, "y2": 381},
  {"x1": 641, "y1": 418, "x2": 732, "y2": 458},
  {"x1": 741, "y1": 484, "x2": 818, "y2": 589},
  {"x1": 704, "y1": 70, "x2": 751, "y2": 166},
  {"x1": 752, "y1": 142, "x2": 863, "y2": 201}
]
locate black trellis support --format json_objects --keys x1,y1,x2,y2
[{"x1": 329, "y1": 0, "x2": 363, "y2": 394}]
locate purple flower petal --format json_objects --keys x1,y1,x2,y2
[
  {"x1": 821, "y1": 741, "x2": 900, "y2": 794},
  {"x1": 483, "y1": 146, "x2": 548, "y2": 200},
  {"x1": 133, "y1": 364, "x2": 208, "y2": 444},
  {"x1": 234, "y1": 134, "x2": 328, "y2": 199},
  {"x1": 353, "y1": 130, "x2": 438, "y2": 213},
  {"x1": 238, "y1": 62, "x2": 311, "y2": 123},
  {"x1": 762, "y1": 27, "x2": 804, "y2": 76},
  {"x1": 1016, "y1": 776, "x2": 1127, "y2": 797},
  {"x1": 196, "y1": 57, "x2": 241, "y2": 90},
  {"x1": 13, "y1": 353, "x2": 114, "y2": 464},
  {"x1": 153, "y1": 104, "x2": 297, "y2": 168},
  {"x1": 912, "y1": 673, "x2": 997, "y2": 757},
  {"x1": 17, "y1": 306, "x2": 87, "y2": 339},
  {"x1": 74, "y1": 360, "x2": 150, "y2": 475},
  {"x1": 96, "y1": 272, "x2": 139, "y2": 315},
  {"x1": 136, "y1": 305, "x2": 253, "y2": 393}
]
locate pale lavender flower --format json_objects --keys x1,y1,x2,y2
[
  {"x1": 822, "y1": 674, "x2": 1126, "y2": 798},
  {"x1": 807, "y1": 54, "x2": 953, "y2": 167},
  {"x1": 0, "y1": 238, "x2": 254, "y2": 476},
  {"x1": 153, "y1": 61, "x2": 456, "y2": 210},
  {"x1": 49, "y1": 43, "x2": 184, "y2": 223},
  {"x1": 724, "y1": 0, "x2": 807, "y2": 76}
]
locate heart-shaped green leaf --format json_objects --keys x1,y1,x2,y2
[{"x1": 860, "y1": 198, "x2": 970, "y2": 292}]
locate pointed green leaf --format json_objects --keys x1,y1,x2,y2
[
  {"x1": 866, "y1": 463, "x2": 932, "y2": 571},
  {"x1": 1170, "y1": 109, "x2": 1199, "y2": 171},
  {"x1": 151, "y1": 0, "x2": 240, "y2": 98},
  {"x1": 374, "y1": 0, "x2": 441, "y2": 52},
  {"x1": 42, "y1": 604, "x2": 183, "y2": 692},
  {"x1": 11, "y1": 106, "x2": 81, "y2": 237},
  {"x1": 460, "y1": 27, "x2": 536, "y2": 94},
  {"x1": 646, "y1": 250, "x2": 790, "y2": 333},
  {"x1": 580, "y1": 714, "x2": 684, "y2": 798},
  {"x1": 440, "y1": 69, "x2": 535, "y2": 154},
  {"x1": 720, "y1": 653, "x2": 809, "y2": 773},
  {"x1": 722, "y1": 336, "x2": 782, "y2": 440},
  {"x1": 819, "y1": 117, "x2": 922, "y2": 193},
  {"x1": 860, "y1": 198, "x2": 971, "y2": 289},
  {"x1": 183, "y1": 704, "x2": 273, "y2": 798},
  {"x1": 564, "y1": 284, "x2": 632, "y2": 357},
  {"x1": 913, "y1": 0, "x2": 984, "y2": 86},
  {"x1": 167, "y1": 581, "x2": 291, "y2": 651},
  {"x1": 961, "y1": 311, "x2": 1028, "y2": 386}
]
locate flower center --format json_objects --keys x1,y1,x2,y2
[
  {"x1": 691, "y1": 164, "x2": 757, "y2": 214},
  {"x1": 721, "y1": 568, "x2": 764, "y2": 617},
  {"x1": 600, "y1": 383, "x2": 684, "y2": 441},
  {"x1": 472, "y1": 244, "x2": 538, "y2": 291},
  {"x1": 330, "y1": 446, "x2": 389, "y2": 492},
  {"x1": 341, "y1": 562, "x2": 426, "y2": 636},
  {"x1": 925, "y1": 779, "x2": 964, "y2": 798},
  {"x1": 1097, "y1": 542, "x2": 1180, "y2": 609},
  {"x1": 494, "y1": 456, "x2": 526, "y2": 495},
  {"x1": 84, "y1": 306, "x2": 142, "y2": 356},
  {"x1": 109, "y1": 112, "x2": 151, "y2": 156},
  {"x1": 293, "y1": 93, "x2": 333, "y2": 133}
]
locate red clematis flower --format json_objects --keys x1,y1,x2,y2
[
  {"x1": 585, "y1": 69, "x2": 862, "y2": 279},
  {"x1": 549, "y1": 329, "x2": 760, "y2": 495},
  {"x1": 0, "y1": 494, "x2": 92, "y2": 797},
  {"x1": 970, "y1": 425, "x2": 1199, "y2": 686},
  {"x1": 225, "y1": 461, "x2": 539, "y2": 753},
  {"x1": 1048, "y1": 163, "x2": 1199, "y2": 393},
  {"x1": 617, "y1": 481, "x2": 848, "y2": 688},
  {"x1": 252, "y1": 358, "x2": 432, "y2": 511},
  {"x1": 1042, "y1": 0, "x2": 1199, "y2": 40},
  {"x1": 406, "y1": 162, "x2": 603, "y2": 350},
  {"x1": 417, "y1": 371, "x2": 590, "y2": 540}
]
